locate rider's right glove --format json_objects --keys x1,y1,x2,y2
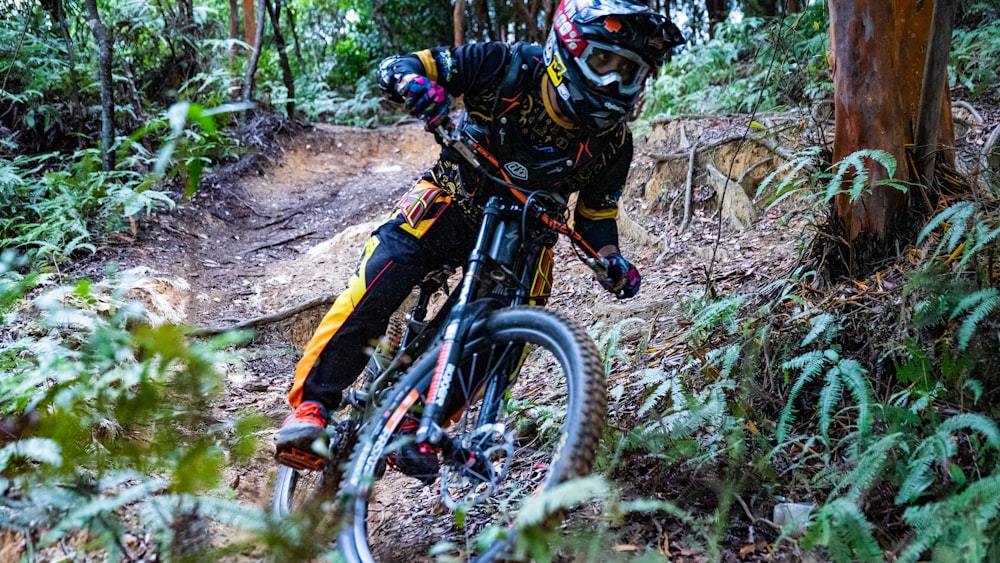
[
  {"x1": 395, "y1": 74, "x2": 450, "y2": 127},
  {"x1": 599, "y1": 253, "x2": 642, "y2": 299}
]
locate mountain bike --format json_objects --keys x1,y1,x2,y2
[{"x1": 272, "y1": 118, "x2": 611, "y2": 561}]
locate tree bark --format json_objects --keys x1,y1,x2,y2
[
  {"x1": 510, "y1": 0, "x2": 542, "y2": 43},
  {"x1": 242, "y1": 0, "x2": 256, "y2": 45},
  {"x1": 706, "y1": 0, "x2": 729, "y2": 37},
  {"x1": 453, "y1": 0, "x2": 466, "y2": 46},
  {"x1": 265, "y1": 0, "x2": 295, "y2": 116},
  {"x1": 371, "y1": 0, "x2": 399, "y2": 51},
  {"x1": 286, "y1": 3, "x2": 304, "y2": 66},
  {"x1": 84, "y1": 0, "x2": 115, "y2": 171},
  {"x1": 229, "y1": 0, "x2": 240, "y2": 55},
  {"x1": 242, "y1": 0, "x2": 267, "y2": 102},
  {"x1": 41, "y1": 0, "x2": 82, "y2": 117},
  {"x1": 913, "y1": 0, "x2": 957, "y2": 185},
  {"x1": 827, "y1": 0, "x2": 957, "y2": 272}
]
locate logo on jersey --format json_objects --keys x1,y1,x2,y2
[{"x1": 504, "y1": 161, "x2": 529, "y2": 181}]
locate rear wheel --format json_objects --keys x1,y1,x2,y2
[
  {"x1": 271, "y1": 421, "x2": 356, "y2": 522},
  {"x1": 336, "y1": 307, "x2": 607, "y2": 562}
]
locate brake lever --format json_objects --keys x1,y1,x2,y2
[{"x1": 434, "y1": 122, "x2": 485, "y2": 173}]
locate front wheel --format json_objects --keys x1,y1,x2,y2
[{"x1": 336, "y1": 307, "x2": 607, "y2": 562}]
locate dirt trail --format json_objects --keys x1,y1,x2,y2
[{"x1": 103, "y1": 118, "x2": 807, "y2": 559}]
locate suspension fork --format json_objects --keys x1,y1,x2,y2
[{"x1": 416, "y1": 197, "x2": 507, "y2": 445}]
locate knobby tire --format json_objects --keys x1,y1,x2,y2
[{"x1": 336, "y1": 306, "x2": 607, "y2": 562}]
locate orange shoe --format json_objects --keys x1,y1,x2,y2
[{"x1": 275, "y1": 401, "x2": 329, "y2": 470}]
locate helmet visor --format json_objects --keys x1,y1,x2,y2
[{"x1": 577, "y1": 41, "x2": 650, "y2": 96}]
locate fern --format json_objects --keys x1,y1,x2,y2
[
  {"x1": 898, "y1": 473, "x2": 1000, "y2": 563},
  {"x1": 918, "y1": 200, "x2": 975, "y2": 250},
  {"x1": 801, "y1": 498, "x2": 883, "y2": 563},
  {"x1": 948, "y1": 287, "x2": 1000, "y2": 350},
  {"x1": 755, "y1": 146, "x2": 825, "y2": 209},
  {"x1": 777, "y1": 349, "x2": 826, "y2": 444},
  {"x1": 825, "y1": 149, "x2": 906, "y2": 204},
  {"x1": 828, "y1": 433, "x2": 903, "y2": 504},
  {"x1": 683, "y1": 294, "x2": 745, "y2": 346},
  {"x1": 896, "y1": 413, "x2": 1000, "y2": 504},
  {"x1": 631, "y1": 367, "x2": 679, "y2": 418},
  {"x1": 800, "y1": 312, "x2": 837, "y2": 347}
]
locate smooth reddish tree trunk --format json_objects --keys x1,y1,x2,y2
[{"x1": 827, "y1": 0, "x2": 956, "y2": 251}]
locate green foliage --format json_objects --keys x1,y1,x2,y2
[
  {"x1": 898, "y1": 473, "x2": 1000, "y2": 563},
  {"x1": 776, "y1": 312, "x2": 873, "y2": 447},
  {"x1": 799, "y1": 498, "x2": 882, "y2": 562},
  {"x1": 0, "y1": 253, "x2": 320, "y2": 560},
  {"x1": 644, "y1": 4, "x2": 831, "y2": 117},
  {"x1": 0, "y1": 150, "x2": 174, "y2": 263},
  {"x1": 824, "y1": 149, "x2": 909, "y2": 202},
  {"x1": 950, "y1": 21, "x2": 1000, "y2": 102}
]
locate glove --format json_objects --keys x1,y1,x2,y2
[
  {"x1": 395, "y1": 74, "x2": 450, "y2": 127},
  {"x1": 599, "y1": 253, "x2": 641, "y2": 299}
]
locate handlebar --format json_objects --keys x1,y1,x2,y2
[{"x1": 429, "y1": 118, "x2": 610, "y2": 279}]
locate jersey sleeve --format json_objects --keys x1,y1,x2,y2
[
  {"x1": 573, "y1": 130, "x2": 633, "y2": 252},
  {"x1": 378, "y1": 42, "x2": 511, "y2": 102}
]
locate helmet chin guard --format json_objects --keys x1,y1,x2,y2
[{"x1": 542, "y1": 0, "x2": 684, "y2": 132}]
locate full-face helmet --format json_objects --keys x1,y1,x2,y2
[{"x1": 543, "y1": 0, "x2": 684, "y2": 132}]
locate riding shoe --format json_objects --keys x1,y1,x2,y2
[{"x1": 275, "y1": 401, "x2": 329, "y2": 470}]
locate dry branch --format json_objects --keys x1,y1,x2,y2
[
  {"x1": 194, "y1": 294, "x2": 335, "y2": 336},
  {"x1": 679, "y1": 141, "x2": 698, "y2": 233},
  {"x1": 245, "y1": 230, "x2": 317, "y2": 253}
]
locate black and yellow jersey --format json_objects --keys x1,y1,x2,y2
[{"x1": 378, "y1": 41, "x2": 632, "y2": 251}]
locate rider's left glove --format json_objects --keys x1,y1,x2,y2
[
  {"x1": 599, "y1": 253, "x2": 641, "y2": 299},
  {"x1": 396, "y1": 74, "x2": 450, "y2": 127}
]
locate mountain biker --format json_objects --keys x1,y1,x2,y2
[{"x1": 275, "y1": 0, "x2": 684, "y2": 475}]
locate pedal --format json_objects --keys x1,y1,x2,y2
[{"x1": 277, "y1": 448, "x2": 325, "y2": 471}]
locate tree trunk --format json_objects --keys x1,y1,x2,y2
[
  {"x1": 706, "y1": 0, "x2": 729, "y2": 37},
  {"x1": 84, "y1": 0, "x2": 115, "y2": 171},
  {"x1": 265, "y1": 0, "x2": 295, "y2": 116},
  {"x1": 371, "y1": 0, "x2": 399, "y2": 51},
  {"x1": 41, "y1": 0, "x2": 82, "y2": 118},
  {"x1": 229, "y1": 0, "x2": 239, "y2": 55},
  {"x1": 242, "y1": 0, "x2": 256, "y2": 45},
  {"x1": 453, "y1": 0, "x2": 466, "y2": 45},
  {"x1": 286, "y1": 3, "x2": 304, "y2": 66},
  {"x1": 510, "y1": 0, "x2": 541, "y2": 43},
  {"x1": 827, "y1": 0, "x2": 957, "y2": 273},
  {"x1": 242, "y1": 0, "x2": 267, "y2": 102}
]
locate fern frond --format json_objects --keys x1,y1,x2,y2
[
  {"x1": 825, "y1": 149, "x2": 897, "y2": 204},
  {"x1": 801, "y1": 498, "x2": 882, "y2": 563},
  {"x1": 938, "y1": 413, "x2": 1000, "y2": 449},
  {"x1": 955, "y1": 222, "x2": 1000, "y2": 272},
  {"x1": 635, "y1": 368, "x2": 677, "y2": 418},
  {"x1": 818, "y1": 364, "x2": 843, "y2": 440},
  {"x1": 896, "y1": 414, "x2": 999, "y2": 504},
  {"x1": 515, "y1": 476, "x2": 609, "y2": 527},
  {"x1": 897, "y1": 425, "x2": 958, "y2": 505},
  {"x1": 898, "y1": 473, "x2": 1000, "y2": 563},
  {"x1": 839, "y1": 359, "x2": 873, "y2": 439},
  {"x1": 755, "y1": 146, "x2": 824, "y2": 209},
  {"x1": 949, "y1": 287, "x2": 999, "y2": 350},
  {"x1": 918, "y1": 200, "x2": 973, "y2": 246},
  {"x1": 777, "y1": 350, "x2": 827, "y2": 444},
  {"x1": 801, "y1": 312, "x2": 838, "y2": 347},
  {"x1": 830, "y1": 433, "x2": 903, "y2": 504}
]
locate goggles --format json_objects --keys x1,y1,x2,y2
[{"x1": 575, "y1": 41, "x2": 651, "y2": 96}]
